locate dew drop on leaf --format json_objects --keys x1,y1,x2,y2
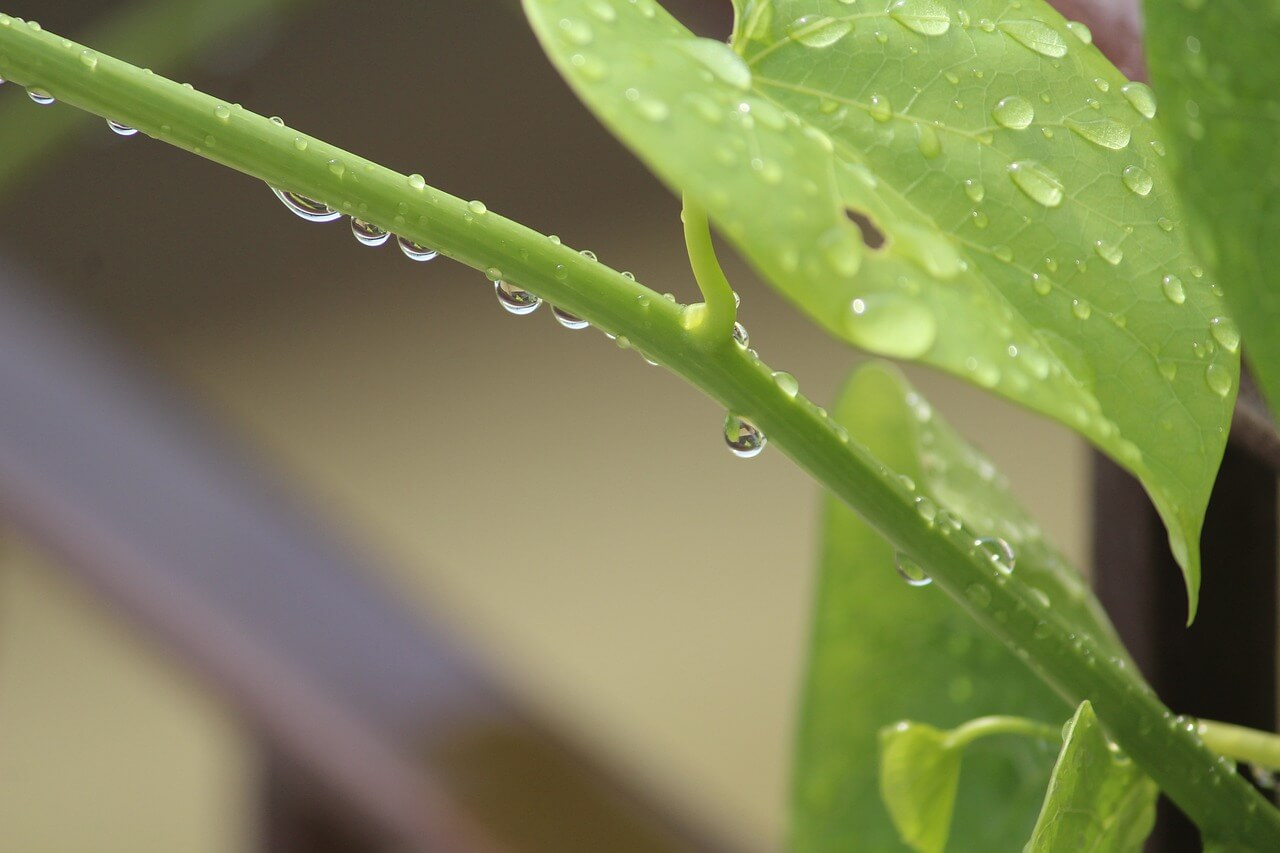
[
  {"x1": 1065, "y1": 20, "x2": 1093, "y2": 44},
  {"x1": 888, "y1": 0, "x2": 951, "y2": 36},
  {"x1": 1007, "y1": 161, "x2": 1065, "y2": 208},
  {"x1": 787, "y1": 15, "x2": 853, "y2": 48},
  {"x1": 1209, "y1": 317, "x2": 1240, "y2": 352},
  {"x1": 998, "y1": 20, "x2": 1069, "y2": 58},
  {"x1": 1068, "y1": 118, "x2": 1132, "y2": 150},
  {"x1": 992, "y1": 95, "x2": 1034, "y2": 129},
  {"x1": 1120, "y1": 82, "x2": 1158, "y2": 119},
  {"x1": 847, "y1": 294, "x2": 938, "y2": 358},
  {"x1": 1205, "y1": 362, "x2": 1233, "y2": 397},
  {"x1": 1162, "y1": 274, "x2": 1187, "y2": 305},
  {"x1": 1122, "y1": 165, "x2": 1154, "y2": 196}
]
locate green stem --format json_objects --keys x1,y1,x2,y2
[
  {"x1": 1199, "y1": 720, "x2": 1280, "y2": 771},
  {"x1": 680, "y1": 196, "x2": 737, "y2": 345},
  {"x1": 1, "y1": 16, "x2": 1275, "y2": 846},
  {"x1": 945, "y1": 716, "x2": 1061, "y2": 750}
]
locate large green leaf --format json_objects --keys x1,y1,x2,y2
[
  {"x1": 522, "y1": 0, "x2": 1237, "y2": 614},
  {"x1": 1143, "y1": 2, "x2": 1280, "y2": 420},
  {"x1": 1025, "y1": 702, "x2": 1158, "y2": 852},
  {"x1": 790, "y1": 362, "x2": 1130, "y2": 851}
]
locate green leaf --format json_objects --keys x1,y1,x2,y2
[
  {"x1": 1143, "y1": 3, "x2": 1278, "y2": 418},
  {"x1": 877, "y1": 723, "x2": 962, "y2": 853},
  {"x1": 522, "y1": 0, "x2": 1236, "y2": 616},
  {"x1": 790, "y1": 361, "x2": 1131, "y2": 851},
  {"x1": 1025, "y1": 701, "x2": 1158, "y2": 852}
]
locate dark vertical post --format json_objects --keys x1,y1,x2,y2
[{"x1": 1094, "y1": 436, "x2": 1277, "y2": 850}]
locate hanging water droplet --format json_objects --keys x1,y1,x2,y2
[
  {"x1": 1206, "y1": 362, "x2": 1233, "y2": 397},
  {"x1": 974, "y1": 536, "x2": 1016, "y2": 574},
  {"x1": 724, "y1": 414, "x2": 767, "y2": 458},
  {"x1": 1008, "y1": 161, "x2": 1064, "y2": 208},
  {"x1": 27, "y1": 88, "x2": 55, "y2": 105},
  {"x1": 1065, "y1": 20, "x2": 1092, "y2": 43},
  {"x1": 1162, "y1": 274, "x2": 1186, "y2": 305},
  {"x1": 1210, "y1": 317, "x2": 1240, "y2": 352},
  {"x1": 397, "y1": 236, "x2": 438, "y2": 261},
  {"x1": 106, "y1": 119, "x2": 137, "y2": 136},
  {"x1": 992, "y1": 95, "x2": 1034, "y2": 129},
  {"x1": 1122, "y1": 165, "x2": 1153, "y2": 196},
  {"x1": 351, "y1": 218, "x2": 389, "y2": 246},
  {"x1": 552, "y1": 305, "x2": 589, "y2": 330},
  {"x1": 732, "y1": 322, "x2": 750, "y2": 347},
  {"x1": 1120, "y1": 81, "x2": 1157, "y2": 119},
  {"x1": 786, "y1": 15, "x2": 853, "y2": 47},
  {"x1": 270, "y1": 186, "x2": 342, "y2": 222},
  {"x1": 998, "y1": 20, "x2": 1069, "y2": 57},
  {"x1": 495, "y1": 280, "x2": 541, "y2": 315},
  {"x1": 1068, "y1": 118, "x2": 1131, "y2": 150},
  {"x1": 895, "y1": 553, "x2": 933, "y2": 586},
  {"x1": 889, "y1": 0, "x2": 951, "y2": 36},
  {"x1": 772, "y1": 371, "x2": 799, "y2": 397}
]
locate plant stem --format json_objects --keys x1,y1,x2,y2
[
  {"x1": 1, "y1": 16, "x2": 1276, "y2": 846},
  {"x1": 1199, "y1": 720, "x2": 1280, "y2": 772},
  {"x1": 680, "y1": 196, "x2": 737, "y2": 345},
  {"x1": 945, "y1": 716, "x2": 1061, "y2": 750}
]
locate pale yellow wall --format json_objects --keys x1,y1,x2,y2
[{"x1": 0, "y1": 540, "x2": 253, "y2": 853}]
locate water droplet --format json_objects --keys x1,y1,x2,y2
[
  {"x1": 213, "y1": 104, "x2": 231, "y2": 121},
  {"x1": 293, "y1": 137, "x2": 308, "y2": 152},
  {"x1": 579, "y1": 249, "x2": 598, "y2": 262},
  {"x1": 1159, "y1": 360, "x2": 1178, "y2": 381},
  {"x1": 974, "y1": 536, "x2": 1016, "y2": 574},
  {"x1": 1092, "y1": 77, "x2": 1110, "y2": 93},
  {"x1": 1251, "y1": 765, "x2": 1278, "y2": 790},
  {"x1": 772, "y1": 371, "x2": 799, "y2": 397},
  {"x1": 1065, "y1": 20, "x2": 1092, "y2": 43},
  {"x1": 397, "y1": 236, "x2": 438, "y2": 262},
  {"x1": 1121, "y1": 81, "x2": 1157, "y2": 118},
  {"x1": 724, "y1": 414, "x2": 767, "y2": 458},
  {"x1": 1157, "y1": 217, "x2": 1174, "y2": 232},
  {"x1": 557, "y1": 17, "x2": 594, "y2": 45},
  {"x1": 271, "y1": 186, "x2": 341, "y2": 222},
  {"x1": 468, "y1": 200, "x2": 488, "y2": 216},
  {"x1": 327, "y1": 159, "x2": 346, "y2": 178},
  {"x1": 678, "y1": 39, "x2": 752, "y2": 90},
  {"x1": 587, "y1": 0, "x2": 616, "y2": 22},
  {"x1": 552, "y1": 306, "x2": 589, "y2": 329},
  {"x1": 914, "y1": 495, "x2": 937, "y2": 524},
  {"x1": 868, "y1": 93, "x2": 892, "y2": 122},
  {"x1": 495, "y1": 280, "x2": 541, "y2": 315},
  {"x1": 999, "y1": 20, "x2": 1069, "y2": 57},
  {"x1": 106, "y1": 119, "x2": 137, "y2": 136},
  {"x1": 992, "y1": 95, "x2": 1034, "y2": 129},
  {"x1": 1210, "y1": 317, "x2": 1240, "y2": 352},
  {"x1": 965, "y1": 583, "x2": 993, "y2": 608},
  {"x1": 1072, "y1": 298, "x2": 1092, "y2": 319},
  {"x1": 1122, "y1": 165, "x2": 1153, "y2": 196},
  {"x1": 351, "y1": 218, "x2": 389, "y2": 246},
  {"x1": 964, "y1": 179, "x2": 985, "y2": 202},
  {"x1": 727, "y1": 322, "x2": 750, "y2": 349},
  {"x1": 634, "y1": 97, "x2": 669, "y2": 122},
  {"x1": 971, "y1": 210, "x2": 990, "y2": 229},
  {"x1": 915, "y1": 123, "x2": 941, "y2": 158},
  {"x1": 1031, "y1": 273, "x2": 1052, "y2": 296},
  {"x1": 848, "y1": 294, "x2": 938, "y2": 358},
  {"x1": 889, "y1": 0, "x2": 951, "y2": 36},
  {"x1": 787, "y1": 15, "x2": 853, "y2": 48},
  {"x1": 1094, "y1": 240, "x2": 1123, "y2": 265},
  {"x1": 1206, "y1": 362, "x2": 1233, "y2": 397},
  {"x1": 27, "y1": 88, "x2": 54, "y2": 105},
  {"x1": 1162, "y1": 274, "x2": 1186, "y2": 305},
  {"x1": 994, "y1": 245, "x2": 1014, "y2": 263},
  {"x1": 1068, "y1": 118, "x2": 1131, "y2": 149},
  {"x1": 895, "y1": 553, "x2": 932, "y2": 586},
  {"x1": 1008, "y1": 161, "x2": 1064, "y2": 208}
]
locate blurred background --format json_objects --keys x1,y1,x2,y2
[{"x1": 0, "y1": 1, "x2": 1095, "y2": 850}]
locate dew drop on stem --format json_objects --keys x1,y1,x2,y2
[
  {"x1": 732, "y1": 322, "x2": 750, "y2": 347},
  {"x1": 270, "y1": 186, "x2": 342, "y2": 222},
  {"x1": 351, "y1": 218, "x2": 389, "y2": 246},
  {"x1": 106, "y1": 119, "x2": 137, "y2": 136},
  {"x1": 895, "y1": 553, "x2": 932, "y2": 586},
  {"x1": 495, "y1": 280, "x2": 541, "y2": 316},
  {"x1": 27, "y1": 88, "x2": 54, "y2": 105},
  {"x1": 974, "y1": 536, "x2": 1016, "y2": 574},
  {"x1": 551, "y1": 305, "x2": 589, "y2": 329},
  {"x1": 724, "y1": 414, "x2": 766, "y2": 458},
  {"x1": 397, "y1": 236, "x2": 438, "y2": 262}
]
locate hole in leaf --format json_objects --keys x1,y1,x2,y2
[{"x1": 846, "y1": 208, "x2": 887, "y2": 249}]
